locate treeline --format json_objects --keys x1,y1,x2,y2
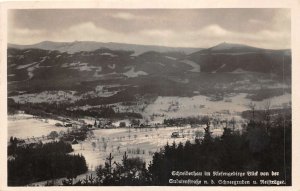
[
  {"x1": 8, "y1": 141, "x2": 88, "y2": 186},
  {"x1": 59, "y1": 127, "x2": 89, "y2": 142},
  {"x1": 8, "y1": 138, "x2": 72, "y2": 156},
  {"x1": 8, "y1": 98, "x2": 71, "y2": 118},
  {"x1": 245, "y1": 88, "x2": 291, "y2": 101},
  {"x1": 74, "y1": 87, "x2": 139, "y2": 106},
  {"x1": 241, "y1": 107, "x2": 291, "y2": 122},
  {"x1": 8, "y1": 98, "x2": 142, "y2": 119},
  {"x1": 163, "y1": 116, "x2": 209, "y2": 126}
]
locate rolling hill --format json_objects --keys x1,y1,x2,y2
[
  {"x1": 7, "y1": 42, "x2": 291, "y2": 104},
  {"x1": 188, "y1": 42, "x2": 291, "y2": 75}
]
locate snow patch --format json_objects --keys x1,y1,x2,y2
[
  {"x1": 27, "y1": 64, "x2": 40, "y2": 78},
  {"x1": 211, "y1": 42, "x2": 245, "y2": 51},
  {"x1": 231, "y1": 68, "x2": 248, "y2": 73},
  {"x1": 123, "y1": 67, "x2": 148, "y2": 78},
  {"x1": 16, "y1": 62, "x2": 37, "y2": 69},
  {"x1": 82, "y1": 89, "x2": 118, "y2": 98},
  {"x1": 165, "y1": 56, "x2": 177, "y2": 60},
  {"x1": 108, "y1": 64, "x2": 116, "y2": 69},
  {"x1": 93, "y1": 68, "x2": 104, "y2": 77},
  {"x1": 62, "y1": 62, "x2": 102, "y2": 72},
  {"x1": 95, "y1": 85, "x2": 104, "y2": 92},
  {"x1": 100, "y1": 53, "x2": 117, "y2": 57},
  {"x1": 40, "y1": 56, "x2": 49, "y2": 62},
  {"x1": 212, "y1": 64, "x2": 226, "y2": 73},
  {"x1": 78, "y1": 64, "x2": 93, "y2": 71},
  {"x1": 180, "y1": 60, "x2": 201, "y2": 72},
  {"x1": 157, "y1": 62, "x2": 165, "y2": 67},
  {"x1": 213, "y1": 52, "x2": 256, "y2": 55}
]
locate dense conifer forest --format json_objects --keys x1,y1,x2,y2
[{"x1": 8, "y1": 141, "x2": 88, "y2": 186}]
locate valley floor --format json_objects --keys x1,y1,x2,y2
[{"x1": 7, "y1": 92, "x2": 291, "y2": 186}]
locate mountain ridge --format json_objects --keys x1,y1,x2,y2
[
  {"x1": 9, "y1": 41, "x2": 291, "y2": 59},
  {"x1": 8, "y1": 41, "x2": 203, "y2": 56}
]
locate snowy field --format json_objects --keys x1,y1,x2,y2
[
  {"x1": 64, "y1": 92, "x2": 291, "y2": 125},
  {"x1": 8, "y1": 114, "x2": 217, "y2": 171},
  {"x1": 71, "y1": 125, "x2": 221, "y2": 170},
  {"x1": 143, "y1": 93, "x2": 291, "y2": 123},
  {"x1": 8, "y1": 114, "x2": 66, "y2": 141}
]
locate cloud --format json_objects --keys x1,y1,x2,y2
[
  {"x1": 48, "y1": 22, "x2": 126, "y2": 43},
  {"x1": 140, "y1": 29, "x2": 175, "y2": 38},
  {"x1": 8, "y1": 27, "x2": 46, "y2": 45},
  {"x1": 198, "y1": 25, "x2": 230, "y2": 37},
  {"x1": 8, "y1": 10, "x2": 291, "y2": 49},
  {"x1": 59, "y1": 22, "x2": 110, "y2": 39},
  {"x1": 249, "y1": 19, "x2": 265, "y2": 25},
  {"x1": 183, "y1": 24, "x2": 290, "y2": 49},
  {"x1": 111, "y1": 12, "x2": 136, "y2": 20}
]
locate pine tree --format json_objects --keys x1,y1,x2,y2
[
  {"x1": 203, "y1": 121, "x2": 212, "y2": 144},
  {"x1": 122, "y1": 152, "x2": 128, "y2": 169}
]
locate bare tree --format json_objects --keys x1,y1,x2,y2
[
  {"x1": 103, "y1": 142, "x2": 107, "y2": 151},
  {"x1": 263, "y1": 100, "x2": 271, "y2": 120},
  {"x1": 145, "y1": 118, "x2": 149, "y2": 126},
  {"x1": 92, "y1": 142, "x2": 96, "y2": 151},
  {"x1": 195, "y1": 130, "x2": 203, "y2": 138},
  {"x1": 263, "y1": 99, "x2": 272, "y2": 131},
  {"x1": 247, "y1": 102, "x2": 256, "y2": 120},
  {"x1": 229, "y1": 117, "x2": 236, "y2": 130}
]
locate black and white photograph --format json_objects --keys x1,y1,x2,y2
[{"x1": 1, "y1": 2, "x2": 298, "y2": 188}]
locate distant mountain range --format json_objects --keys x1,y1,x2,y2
[
  {"x1": 8, "y1": 41, "x2": 291, "y2": 55},
  {"x1": 8, "y1": 41, "x2": 203, "y2": 56},
  {"x1": 7, "y1": 41, "x2": 291, "y2": 97}
]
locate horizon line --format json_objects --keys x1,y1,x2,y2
[{"x1": 7, "y1": 40, "x2": 291, "y2": 50}]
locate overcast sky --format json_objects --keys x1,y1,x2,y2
[{"x1": 8, "y1": 9, "x2": 290, "y2": 49}]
